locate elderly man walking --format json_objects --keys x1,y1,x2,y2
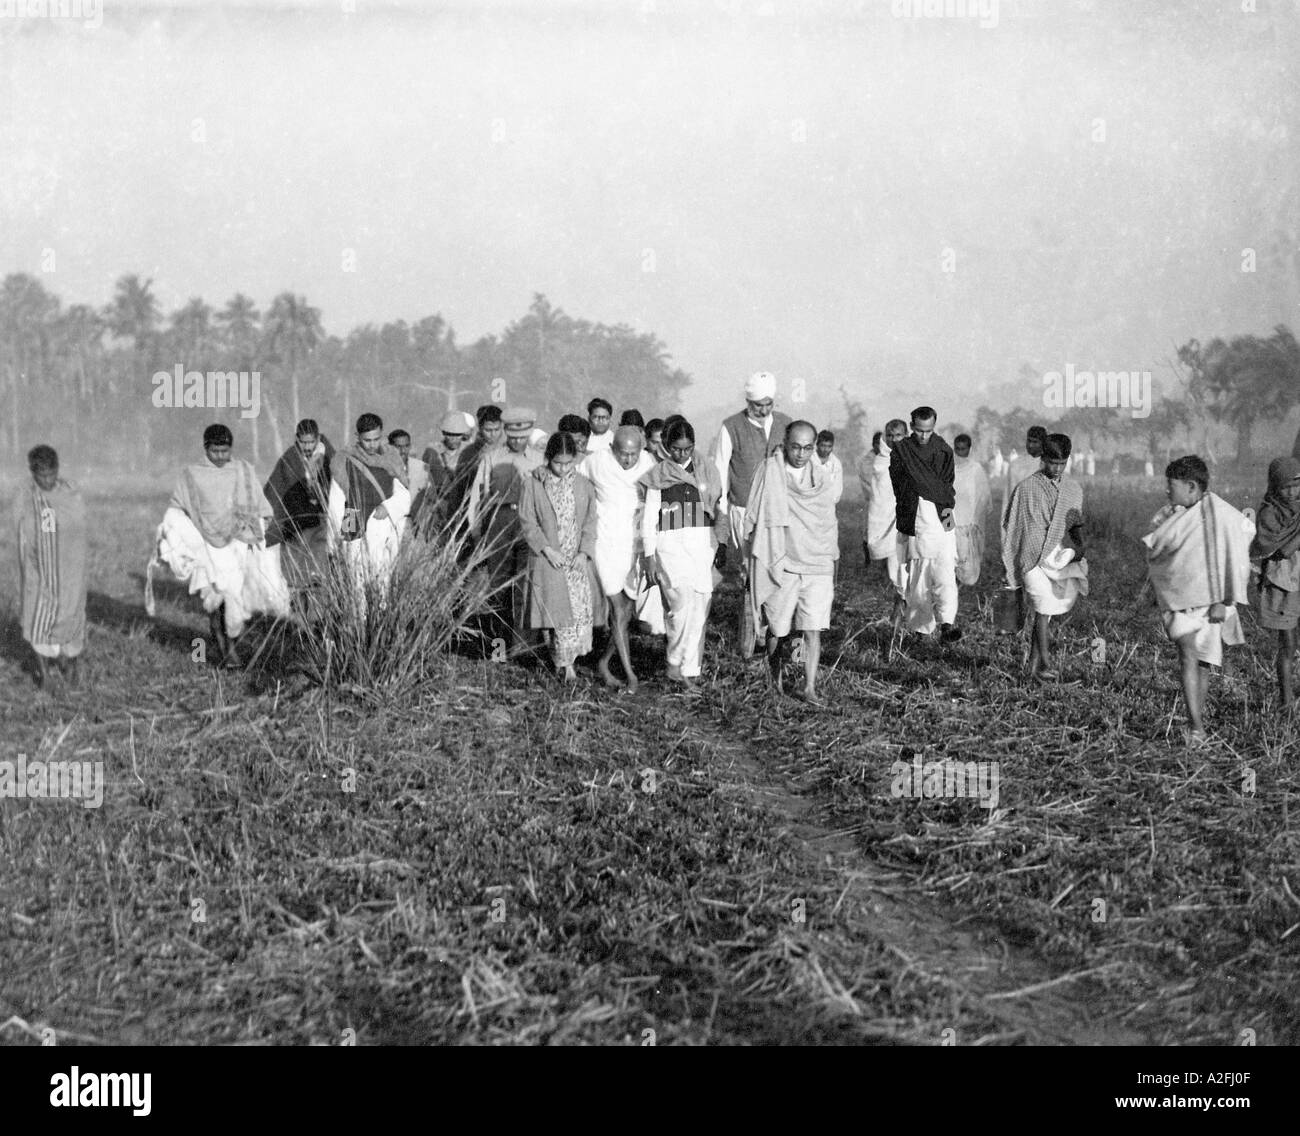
[
  {"x1": 744, "y1": 421, "x2": 838, "y2": 704},
  {"x1": 711, "y1": 370, "x2": 792, "y2": 654},
  {"x1": 584, "y1": 426, "x2": 657, "y2": 690},
  {"x1": 890, "y1": 406, "x2": 961, "y2": 647}
]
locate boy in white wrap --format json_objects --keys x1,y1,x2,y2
[{"x1": 1141, "y1": 455, "x2": 1254, "y2": 745}]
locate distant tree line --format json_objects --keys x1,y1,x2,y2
[
  {"x1": 0, "y1": 275, "x2": 692, "y2": 471},
  {"x1": 908, "y1": 326, "x2": 1300, "y2": 471}
]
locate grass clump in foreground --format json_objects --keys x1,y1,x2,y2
[{"x1": 0, "y1": 489, "x2": 1007, "y2": 1045}]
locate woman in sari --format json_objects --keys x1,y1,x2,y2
[
  {"x1": 519, "y1": 432, "x2": 601, "y2": 682},
  {"x1": 639, "y1": 419, "x2": 729, "y2": 687}
]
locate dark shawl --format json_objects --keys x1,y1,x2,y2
[
  {"x1": 890, "y1": 434, "x2": 956, "y2": 536},
  {"x1": 332, "y1": 444, "x2": 404, "y2": 529},
  {"x1": 263, "y1": 435, "x2": 334, "y2": 547},
  {"x1": 1251, "y1": 456, "x2": 1300, "y2": 561}
]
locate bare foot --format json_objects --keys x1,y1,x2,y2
[
  {"x1": 665, "y1": 663, "x2": 683, "y2": 682},
  {"x1": 625, "y1": 674, "x2": 638, "y2": 694},
  {"x1": 598, "y1": 660, "x2": 624, "y2": 689},
  {"x1": 561, "y1": 665, "x2": 578, "y2": 684},
  {"x1": 1185, "y1": 727, "x2": 1208, "y2": 747},
  {"x1": 799, "y1": 687, "x2": 825, "y2": 706}
]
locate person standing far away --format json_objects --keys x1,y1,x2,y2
[
  {"x1": 890, "y1": 406, "x2": 962, "y2": 652},
  {"x1": 13, "y1": 445, "x2": 87, "y2": 688},
  {"x1": 586, "y1": 397, "x2": 615, "y2": 455},
  {"x1": 859, "y1": 419, "x2": 909, "y2": 622},
  {"x1": 584, "y1": 425, "x2": 657, "y2": 691},
  {"x1": 519, "y1": 432, "x2": 602, "y2": 683},
  {"x1": 151, "y1": 423, "x2": 288, "y2": 669},
  {"x1": 644, "y1": 418, "x2": 667, "y2": 462},
  {"x1": 710, "y1": 371, "x2": 792, "y2": 655},
  {"x1": 641, "y1": 419, "x2": 729, "y2": 688},
  {"x1": 1005, "y1": 426, "x2": 1046, "y2": 504},
  {"x1": 952, "y1": 433, "x2": 992, "y2": 587},
  {"x1": 744, "y1": 422, "x2": 838, "y2": 705}
]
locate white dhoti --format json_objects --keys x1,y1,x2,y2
[
  {"x1": 657, "y1": 527, "x2": 715, "y2": 678},
  {"x1": 1023, "y1": 544, "x2": 1088, "y2": 617},
  {"x1": 899, "y1": 500, "x2": 958, "y2": 635},
  {"x1": 149, "y1": 507, "x2": 290, "y2": 637}
]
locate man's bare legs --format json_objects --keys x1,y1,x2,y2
[{"x1": 599, "y1": 591, "x2": 638, "y2": 692}]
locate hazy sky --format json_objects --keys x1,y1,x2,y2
[{"x1": 2, "y1": 0, "x2": 1294, "y2": 431}]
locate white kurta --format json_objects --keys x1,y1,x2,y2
[
  {"x1": 713, "y1": 413, "x2": 777, "y2": 548},
  {"x1": 584, "y1": 449, "x2": 656, "y2": 596},
  {"x1": 586, "y1": 430, "x2": 613, "y2": 454}
]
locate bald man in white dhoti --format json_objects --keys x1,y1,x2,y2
[{"x1": 584, "y1": 427, "x2": 657, "y2": 690}]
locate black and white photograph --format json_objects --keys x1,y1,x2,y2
[{"x1": 1, "y1": 0, "x2": 1296, "y2": 1083}]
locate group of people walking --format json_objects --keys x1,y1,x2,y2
[{"x1": 12, "y1": 374, "x2": 1300, "y2": 743}]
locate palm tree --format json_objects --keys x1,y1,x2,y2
[
  {"x1": 216, "y1": 294, "x2": 264, "y2": 460},
  {"x1": 104, "y1": 274, "x2": 161, "y2": 355},
  {"x1": 167, "y1": 297, "x2": 215, "y2": 367},
  {"x1": 53, "y1": 304, "x2": 104, "y2": 451},
  {"x1": 262, "y1": 292, "x2": 324, "y2": 427},
  {"x1": 0, "y1": 273, "x2": 60, "y2": 456}
]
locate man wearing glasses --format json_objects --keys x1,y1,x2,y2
[
  {"x1": 711, "y1": 371, "x2": 792, "y2": 654},
  {"x1": 743, "y1": 421, "x2": 837, "y2": 704}
]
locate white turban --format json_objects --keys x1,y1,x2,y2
[{"x1": 745, "y1": 371, "x2": 776, "y2": 400}]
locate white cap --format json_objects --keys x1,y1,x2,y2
[{"x1": 745, "y1": 371, "x2": 776, "y2": 400}]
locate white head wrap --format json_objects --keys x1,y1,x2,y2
[{"x1": 744, "y1": 371, "x2": 776, "y2": 401}]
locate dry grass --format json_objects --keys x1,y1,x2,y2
[{"x1": 0, "y1": 476, "x2": 1296, "y2": 1045}]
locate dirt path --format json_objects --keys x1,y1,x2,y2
[{"x1": 690, "y1": 700, "x2": 1148, "y2": 1045}]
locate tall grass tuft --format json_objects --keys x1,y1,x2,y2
[{"x1": 292, "y1": 516, "x2": 507, "y2": 697}]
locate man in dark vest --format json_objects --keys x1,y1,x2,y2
[{"x1": 710, "y1": 371, "x2": 792, "y2": 653}]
